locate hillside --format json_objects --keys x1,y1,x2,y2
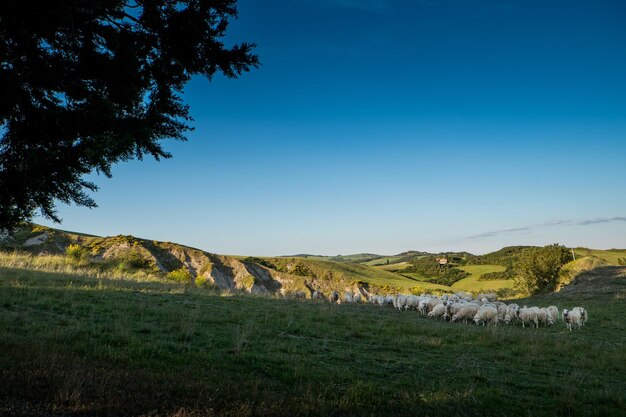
[
  {"x1": 0, "y1": 224, "x2": 427, "y2": 298},
  {"x1": 3, "y1": 224, "x2": 624, "y2": 301},
  {"x1": 1, "y1": 250, "x2": 624, "y2": 416}
]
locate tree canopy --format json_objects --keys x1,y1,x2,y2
[
  {"x1": 0, "y1": 0, "x2": 258, "y2": 230},
  {"x1": 513, "y1": 244, "x2": 572, "y2": 294}
]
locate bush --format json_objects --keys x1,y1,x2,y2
[
  {"x1": 618, "y1": 258, "x2": 626, "y2": 266},
  {"x1": 241, "y1": 275, "x2": 255, "y2": 290},
  {"x1": 495, "y1": 287, "x2": 517, "y2": 299},
  {"x1": 115, "y1": 250, "x2": 151, "y2": 273},
  {"x1": 244, "y1": 257, "x2": 276, "y2": 270},
  {"x1": 514, "y1": 244, "x2": 572, "y2": 294},
  {"x1": 479, "y1": 268, "x2": 515, "y2": 281},
  {"x1": 65, "y1": 244, "x2": 90, "y2": 264},
  {"x1": 195, "y1": 275, "x2": 217, "y2": 290},
  {"x1": 167, "y1": 267, "x2": 193, "y2": 284}
]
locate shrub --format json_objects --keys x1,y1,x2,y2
[
  {"x1": 244, "y1": 257, "x2": 276, "y2": 270},
  {"x1": 195, "y1": 275, "x2": 217, "y2": 289},
  {"x1": 496, "y1": 287, "x2": 517, "y2": 299},
  {"x1": 167, "y1": 267, "x2": 193, "y2": 284},
  {"x1": 241, "y1": 275, "x2": 255, "y2": 290},
  {"x1": 65, "y1": 244, "x2": 90, "y2": 264},
  {"x1": 618, "y1": 258, "x2": 626, "y2": 266},
  {"x1": 115, "y1": 250, "x2": 151, "y2": 273},
  {"x1": 479, "y1": 268, "x2": 515, "y2": 281},
  {"x1": 409, "y1": 286, "x2": 426, "y2": 295}
]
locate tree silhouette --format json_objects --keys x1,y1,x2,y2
[{"x1": 0, "y1": 0, "x2": 258, "y2": 230}]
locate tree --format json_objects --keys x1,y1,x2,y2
[
  {"x1": 0, "y1": 0, "x2": 258, "y2": 230},
  {"x1": 513, "y1": 244, "x2": 572, "y2": 294}
]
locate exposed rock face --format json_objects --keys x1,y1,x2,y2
[
  {"x1": 2, "y1": 224, "x2": 367, "y2": 298},
  {"x1": 22, "y1": 233, "x2": 49, "y2": 247}
]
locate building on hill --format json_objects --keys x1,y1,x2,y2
[{"x1": 436, "y1": 257, "x2": 448, "y2": 265}]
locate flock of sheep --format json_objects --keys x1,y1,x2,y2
[{"x1": 319, "y1": 290, "x2": 588, "y2": 330}]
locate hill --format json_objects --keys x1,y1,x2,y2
[
  {"x1": 0, "y1": 224, "x2": 429, "y2": 297},
  {"x1": 1, "y1": 251, "x2": 624, "y2": 416}
]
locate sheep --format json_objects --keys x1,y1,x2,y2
[
  {"x1": 535, "y1": 307, "x2": 550, "y2": 326},
  {"x1": 446, "y1": 302, "x2": 465, "y2": 319},
  {"x1": 417, "y1": 297, "x2": 430, "y2": 315},
  {"x1": 385, "y1": 295, "x2": 396, "y2": 307},
  {"x1": 427, "y1": 297, "x2": 443, "y2": 313},
  {"x1": 473, "y1": 306, "x2": 498, "y2": 326},
  {"x1": 497, "y1": 304, "x2": 508, "y2": 321},
  {"x1": 476, "y1": 293, "x2": 497, "y2": 302},
  {"x1": 343, "y1": 292, "x2": 354, "y2": 304},
  {"x1": 395, "y1": 294, "x2": 408, "y2": 311},
  {"x1": 546, "y1": 306, "x2": 559, "y2": 325},
  {"x1": 428, "y1": 303, "x2": 447, "y2": 320},
  {"x1": 377, "y1": 295, "x2": 386, "y2": 307},
  {"x1": 406, "y1": 295, "x2": 420, "y2": 311},
  {"x1": 563, "y1": 308, "x2": 583, "y2": 331},
  {"x1": 573, "y1": 307, "x2": 588, "y2": 326},
  {"x1": 504, "y1": 304, "x2": 520, "y2": 324},
  {"x1": 518, "y1": 307, "x2": 539, "y2": 328},
  {"x1": 451, "y1": 304, "x2": 480, "y2": 324},
  {"x1": 353, "y1": 293, "x2": 362, "y2": 303}
]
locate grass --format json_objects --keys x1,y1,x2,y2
[
  {"x1": 1, "y1": 265, "x2": 624, "y2": 416},
  {"x1": 456, "y1": 265, "x2": 507, "y2": 277},
  {"x1": 261, "y1": 257, "x2": 423, "y2": 292},
  {"x1": 451, "y1": 265, "x2": 515, "y2": 293},
  {"x1": 361, "y1": 255, "x2": 408, "y2": 266},
  {"x1": 574, "y1": 249, "x2": 626, "y2": 265},
  {"x1": 372, "y1": 261, "x2": 412, "y2": 272}
]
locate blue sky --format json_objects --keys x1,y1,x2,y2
[{"x1": 37, "y1": 0, "x2": 626, "y2": 255}]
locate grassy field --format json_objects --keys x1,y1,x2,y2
[
  {"x1": 1, "y1": 264, "x2": 624, "y2": 416},
  {"x1": 262, "y1": 257, "x2": 424, "y2": 292},
  {"x1": 456, "y1": 265, "x2": 507, "y2": 277},
  {"x1": 361, "y1": 255, "x2": 408, "y2": 266},
  {"x1": 371, "y1": 261, "x2": 412, "y2": 272},
  {"x1": 574, "y1": 249, "x2": 626, "y2": 265},
  {"x1": 453, "y1": 265, "x2": 513, "y2": 293}
]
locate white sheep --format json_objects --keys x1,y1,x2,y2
[
  {"x1": 428, "y1": 303, "x2": 447, "y2": 320},
  {"x1": 395, "y1": 294, "x2": 407, "y2": 310},
  {"x1": 474, "y1": 306, "x2": 498, "y2": 326},
  {"x1": 343, "y1": 292, "x2": 353, "y2": 304},
  {"x1": 573, "y1": 307, "x2": 588, "y2": 326},
  {"x1": 353, "y1": 293, "x2": 362, "y2": 303},
  {"x1": 563, "y1": 308, "x2": 582, "y2": 331},
  {"x1": 504, "y1": 304, "x2": 520, "y2": 324},
  {"x1": 534, "y1": 307, "x2": 550, "y2": 326},
  {"x1": 518, "y1": 307, "x2": 539, "y2": 328},
  {"x1": 417, "y1": 297, "x2": 430, "y2": 315},
  {"x1": 385, "y1": 295, "x2": 396, "y2": 307},
  {"x1": 546, "y1": 306, "x2": 559, "y2": 325},
  {"x1": 405, "y1": 295, "x2": 419, "y2": 311},
  {"x1": 451, "y1": 304, "x2": 480, "y2": 324},
  {"x1": 446, "y1": 302, "x2": 465, "y2": 319},
  {"x1": 497, "y1": 304, "x2": 508, "y2": 321},
  {"x1": 427, "y1": 297, "x2": 443, "y2": 313}
]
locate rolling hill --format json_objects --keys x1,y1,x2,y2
[{"x1": 2, "y1": 224, "x2": 624, "y2": 300}]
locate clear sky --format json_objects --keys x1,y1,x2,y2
[{"x1": 37, "y1": 0, "x2": 626, "y2": 256}]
